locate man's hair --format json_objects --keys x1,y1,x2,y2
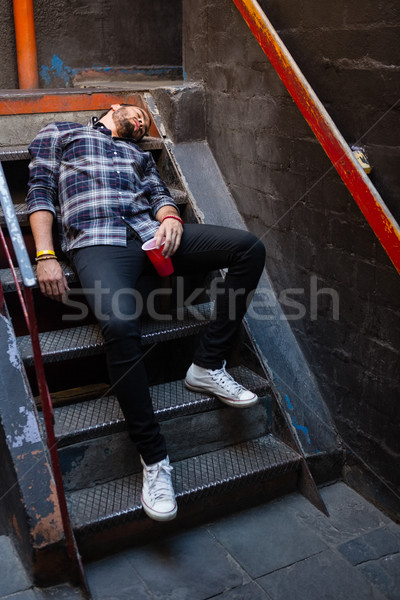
[{"x1": 99, "y1": 104, "x2": 152, "y2": 134}]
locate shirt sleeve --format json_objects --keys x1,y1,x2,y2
[
  {"x1": 26, "y1": 123, "x2": 62, "y2": 217},
  {"x1": 143, "y1": 151, "x2": 180, "y2": 218}
]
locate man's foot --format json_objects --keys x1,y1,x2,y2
[
  {"x1": 141, "y1": 456, "x2": 177, "y2": 522},
  {"x1": 185, "y1": 361, "x2": 258, "y2": 408}
]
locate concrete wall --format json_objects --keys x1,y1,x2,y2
[
  {"x1": 0, "y1": 0, "x2": 182, "y2": 88},
  {"x1": 0, "y1": 1, "x2": 18, "y2": 88},
  {"x1": 183, "y1": 0, "x2": 400, "y2": 510}
]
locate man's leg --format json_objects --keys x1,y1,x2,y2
[
  {"x1": 71, "y1": 239, "x2": 167, "y2": 465},
  {"x1": 173, "y1": 224, "x2": 266, "y2": 368},
  {"x1": 172, "y1": 224, "x2": 265, "y2": 407},
  {"x1": 71, "y1": 239, "x2": 177, "y2": 521}
]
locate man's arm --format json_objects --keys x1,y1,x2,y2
[
  {"x1": 27, "y1": 123, "x2": 69, "y2": 301},
  {"x1": 29, "y1": 210, "x2": 69, "y2": 302},
  {"x1": 154, "y1": 205, "x2": 183, "y2": 259},
  {"x1": 141, "y1": 151, "x2": 183, "y2": 258}
]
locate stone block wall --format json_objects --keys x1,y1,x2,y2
[{"x1": 183, "y1": 0, "x2": 400, "y2": 511}]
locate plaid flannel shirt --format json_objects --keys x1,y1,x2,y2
[{"x1": 26, "y1": 120, "x2": 178, "y2": 252}]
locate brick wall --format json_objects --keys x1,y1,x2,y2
[{"x1": 184, "y1": 0, "x2": 400, "y2": 506}]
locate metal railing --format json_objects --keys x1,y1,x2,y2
[
  {"x1": 0, "y1": 163, "x2": 90, "y2": 597},
  {"x1": 232, "y1": 0, "x2": 400, "y2": 274}
]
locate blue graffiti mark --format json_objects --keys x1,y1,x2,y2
[
  {"x1": 40, "y1": 54, "x2": 73, "y2": 85},
  {"x1": 290, "y1": 419, "x2": 312, "y2": 444},
  {"x1": 285, "y1": 395, "x2": 312, "y2": 444},
  {"x1": 39, "y1": 65, "x2": 51, "y2": 85},
  {"x1": 40, "y1": 61, "x2": 183, "y2": 86},
  {"x1": 285, "y1": 394, "x2": 295, "y2": 410}
]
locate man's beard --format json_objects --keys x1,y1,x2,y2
[{"x1": 112, "y1": 108, "x2": 136, "y2": 138}]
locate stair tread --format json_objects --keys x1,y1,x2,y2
[
  {"x1": 51, "y1": 366, "x2": 270, "y2": 445},
  {"x1": 0, "y1": 187, "x2": 188, "y2": 229},
  {"x1": 67, "y1": 435, "x2": 301, "y2": 531},
  {"x1": 0, "y1": 137, "x2": 164, "y2": 161},
  {"x1": 17, "y1": 302, "x2": 214, "y2": 366},
  {"x1": 0, "y1": 146, "x2": 30, "y2": 161},
  {"x1": 0, "y1": 261, "x2": 76, "y2": 293}
]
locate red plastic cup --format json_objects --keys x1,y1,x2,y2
[{"x1": 142, "y1": 239, "x2": 174, "y2": 277}]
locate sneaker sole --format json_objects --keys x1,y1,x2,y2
[
  {"x1": 141, "y1": 496, "x2": 178, "y2": 522},
  {"x1": 185, "y1": 380, "x2": 258, "y2": 408}
]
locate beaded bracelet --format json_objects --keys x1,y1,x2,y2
[
  {"x1": 162, "y1": 215, "x2": 184, "y2": 226},
  {"x1": 36, "y1": 255, "x2": 58, "y2": 263}
]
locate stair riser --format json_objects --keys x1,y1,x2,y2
[
  {"x1": 59, "y1": 403, "x2": 268, "y2": 491},
  {"x1": 51, "y1": 367, "x2": 270, "y2": 445}
]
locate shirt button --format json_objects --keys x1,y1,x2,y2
[
  {"x1": 117, "y1": 170, "x2": 120, "y2": 174},
  {"x1": 114, "y1": 151, "x2": 117, "y2": 155}
]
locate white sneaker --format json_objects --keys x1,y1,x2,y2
[
  {"x1": 141, "y1": 456, "x2": 177, "y2": 522},
  {"x1": 185, "y1": 361, "x2": 258, "y2": 408}
]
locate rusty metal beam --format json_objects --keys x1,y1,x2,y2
[
  {"x1": 232, "y1": 0, "x2": 400, "y2": 274},
  {"x1": 0, "y1": 90, "x2": 160, "y2": 137},
  {"x1": 13, "y1": 0, "x2": 39, "y2": 89},
  {"x1": 0, "y1": 91, "x2": 143, "y2": 115}
]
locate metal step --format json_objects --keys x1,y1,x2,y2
[
  {"x1": 51, "y1": 366, "x2": 270, "y2": 447},
  {"x1": 67, "y1": 435, "x2": 301, "y2": 541},
  {"x1": 0, "y1": 146, "x2": 30, "y2": 161},
  {"x1": 0, "y1": 260, "x2": 76, "y2": 293},
  {"x1": 17, "y1": 302, "x2": 214, "y2": 367},
  {"x1": 0, "y1": 187, "x2": 188, "y2": 229},
  {"x1": 0, "y1": 137, "x2": 164, "y2": 162}
]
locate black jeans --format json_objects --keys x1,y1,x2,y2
[{"x1": 71, "y1": 224, "x2": 265, "y2": 464}]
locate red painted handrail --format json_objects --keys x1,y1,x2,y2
[{"x1": 232, "y1": 0, "x2": 400, "y2": 274}]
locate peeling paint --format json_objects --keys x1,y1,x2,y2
[
  {"x1": 13, "y1": 453, "x2": 64, "y2": 546},
  {"x1": 31, "y1": 478, "x2": 64, "y2": 547},
  {"x1": 18, "y1": 407, "x2": 42, "y2": 446},
  {"x1": 5, "y1": 397, "x2": 42, "y2": 448},
  {"x1": 31, "y1": 509, "x2": 64, "y2": 547},
  {"x1": 0, "y1": 313, "x2": 22, "y2": 371}
]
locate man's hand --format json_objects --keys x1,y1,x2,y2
[
  {"x1": 154, "y1": 215, "x2": 183, "y2": 258},
  {"x1": 36, "y1": 259, "x2": 70, "y2": 302}
]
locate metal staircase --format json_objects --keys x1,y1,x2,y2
[{"x1": 0, "y1": 95, "x2": 306, "y2": 579}]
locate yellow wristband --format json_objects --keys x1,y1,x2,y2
[{"x1": 36, "y1": 250, "x2": 56, "y2": 258}]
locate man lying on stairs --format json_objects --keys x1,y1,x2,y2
[{"x1": 26, "y1": 103, "x2": 266, "y2": 522}]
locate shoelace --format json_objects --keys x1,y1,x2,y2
[
  {"x1": 209, "y1": 361, "x2": 246, "y2": 396},
  {"x1": 146, "y1": 462, "x2": 174, "y2": 502}
]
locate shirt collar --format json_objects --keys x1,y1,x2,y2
[
  {"x1": 89, "y1": 116, "x2": 111, "y2": 133},
  {"x1": 88, "y1": 116, "x2": 139, "y2": 143}
]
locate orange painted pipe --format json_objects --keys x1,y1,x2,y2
[{"x1": 13, "y1": 0, "x2": 39, "y2": 89}]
